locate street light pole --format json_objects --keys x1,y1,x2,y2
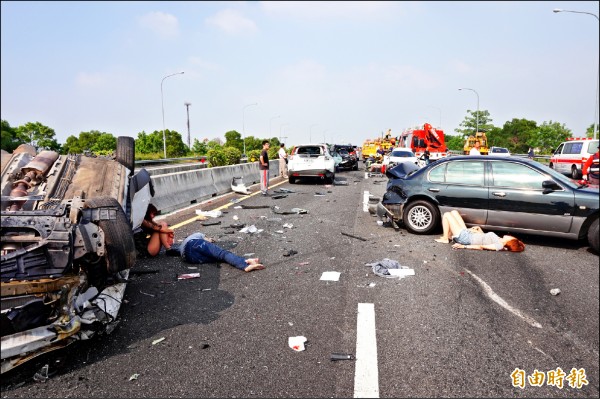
[
  {"x1": 269, "y1": 115, "x2": 281, "y2": 137},
  {"x1": 161, "y1": 71, "x2": 184, "y2": 158},
  {"x1": 553, "y1": 8, "x2": 599, "y2": 140},
  {"x1": 242, "y1": 103, "x2": 258, "y2": 156},
  {"x1": 279, "y1": 123, "x2": 289, "y2": 143},
  {"x1": 459, "y1": 88, "x2": 480, "y2": 135},
  {"x1": 184, "y1": 102, "x2": 191, "y2": 149},
  {"x1": 309, "y1": 123, "x2": 318, "y2": 143}
]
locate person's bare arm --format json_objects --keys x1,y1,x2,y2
[{"x1": 452, "y1": 243, "x2": 499, "y2": 251}]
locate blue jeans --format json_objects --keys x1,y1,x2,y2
[{"x1": 183, "y1": 238, "x2": 247, "y2": 271}]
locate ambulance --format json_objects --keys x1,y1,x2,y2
[{"x1": 549, "y1": 138, "x2": 599, "y2": 179}]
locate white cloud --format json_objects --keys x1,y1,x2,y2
[
  {"x1": 189, "y1": 56, "x2": 220, "y2": 71},
  {"x1": 205, "y1": 9, "x2": 258, "y2": 35},
  {"x1": 138, "y1": 11, "x2": 180, "y2": 38},
  {"x1": 260, "y1": 1, "x2": 401, "y2": 21},
  {"x1": 449, "y1": 59, "x2": 472, "y2": 74},
  {"x1": 75, "y1": 71, "x2": 108, "y2": 88}
]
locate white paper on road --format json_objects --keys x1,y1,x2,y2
[
  {"x1": 320, "y1": 271, "x2": 341, "y2": 281},
  {"x1": 387, "y1": 268, "x2": 415, "y2": 277}
]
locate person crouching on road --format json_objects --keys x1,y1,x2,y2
[
  {"x1": 140, "y1": 204, "x2": 174, "y2": 256},
  {"x1": 260, "y1": 140, "x2": 270, "y2": 196},
  {"x1": 175, "y1": 232, "x2": 265, "y2": 272},
  {"x1": 278, "y1": 143, "x2": 288, "y2": 179}
]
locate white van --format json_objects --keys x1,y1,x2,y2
[{"x1": 550, "y1": 138, "x2": 599, "y2": 179}]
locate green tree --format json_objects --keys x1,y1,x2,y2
[
  {"x1": 585, "y1": 123, "x2": 596, "y2": 139},
  {"x1": 62, "y1": 135, "x2": 84, "y2": 154},
  {"x1": 224, "y1": 130, "x2": 243, "y2": 152},
  {"x1": 243, "y1": 136, "x2": 263, "y2": 152},
  {"x1": 206, "y1": 148, "x2": 226, "y2": 167},
  {"x1": 191, "y1": 138, "x2": 208, "y2": 155},
  {"x1": 533, "y1": 121, "x2": 572, "y2": 154},
  {"x1": 1, "y1": 120, "x2": 21, "y2": 152},
  {"x1": 222, "y1": 147, "x2": 242, "y2": 165},
  {"x1": 206, "y1": 139, "x2": 223, "y2": 151},
  {"x1": 444, "y1": 134, "x2": 465, "y2": 152},
  {"x1": 134, "y1": 129, "x2": 186, "y2": 157},
  {"x1": 16, "y1": 122, "x2": 60, "y2": 151},
  {"x1": 497, "y1": 118, "x2": 538, "y2": 154},
  {"x1": 455, "y1": 110, "x2": 494, "y2": 137},
  {"x1": 92, "y1": 133, "x2": 117, "y2": 153}
]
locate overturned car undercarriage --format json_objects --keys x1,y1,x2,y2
[{"x1": 1, "y1": 139, "x2": 152, "y2": 374}]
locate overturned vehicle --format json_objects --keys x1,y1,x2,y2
[{"x1": 1, "y1": 138, "x2": 153, "y2": 374}]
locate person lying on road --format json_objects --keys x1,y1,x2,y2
[
  {"x1": 172, "y1": 232, "x2": 265, "y2": 272},
  {"x1": 435, "y1": 210, "x2": 525, "y2": 252}
]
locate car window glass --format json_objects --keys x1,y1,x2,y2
[
  {"x1": 586, "y1": 140, "x2": 599, "y2": 153},
  {"x1": 297, "y1": 146, "x2": 322, "y2": 156},
  {"x1": 565, "y1": 142, "x2": 583, "y2": 155},
  {"x1": 554, "y1": 144, "x2": 564, "y2": 154},
  {"x1": 491, "y1": 161, "x2": 547, "y2": 189},
  {"x1": 392, "y1": 151, "x2": 413, "y2": 157},
  {"x1": 446, "y1": 161, "x2": 484, "y2": 185},
  {"x1": 428, "y1": 164, "x2": 446, "y2": 182}
]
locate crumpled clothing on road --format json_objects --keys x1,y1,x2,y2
[{"x1": 365, "y1": 258, "x2": 410, "y2": 278}]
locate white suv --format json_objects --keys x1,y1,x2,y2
[
  {"x1": 287, "y1": 144, "x2": 336, "y2": 184},
  {"x1": 550, "y1": 138, "x2": 599, "y2": 179}
]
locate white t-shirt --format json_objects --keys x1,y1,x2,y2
[
  {"x1": 278, "y1": 148, "x2": 287, "y2": 159},
  {"x1": 469, "y1": 148, "x2": 481, "y2": 155}
]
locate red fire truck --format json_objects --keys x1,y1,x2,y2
[{"x1": 398, "y1": 123, "x2": 449, "y2": 161}]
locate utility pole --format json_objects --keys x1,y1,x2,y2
[{"x1": 184, "y1": 102, "x2": 191, "y2": 149}]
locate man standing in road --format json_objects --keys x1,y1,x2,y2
[
  {"x1": 469, "y1": 141, "x2": 481, "y2": 155},
  {"x1": 582, "y1": 149, "x2": 599, "y2": 185},
  {"x1": 278, "y1": 143, "x2": 288, "y2": 179},
  {"x1": 260, "y1": 140, "x2": 270, "y2": 196}
]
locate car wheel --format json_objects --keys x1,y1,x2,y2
[
  {"x1": 85, "y1": 196, "x2": 136, "y2": 274},
  {"x1": 328, "y1": 173, "x2": 336, "y2": 184},
  {"x1": 116, "y1": 136, "x2": 135, "y2": 174},
  {"x1": 402, "y1": 200, "x2": 439, "y2": 234},
  {"x1": 288, "y1": 176, "x2": 296, "y2": 184},
  {"x1": 587, "y1": 217, "x2": 599, "y2": 254},
  {"x1": 549, "y1": 162, "x2": 554, "y2": 169},
  {"x1": 571, "y1": 165, "x2": 580, "y2": 180},
  {"x1": 353, "y1": 163, "x2": 358, "y2": 171}
]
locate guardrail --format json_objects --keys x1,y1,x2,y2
[{"x1": 143, "y1": 159, "x2": 279, "y2": 214}]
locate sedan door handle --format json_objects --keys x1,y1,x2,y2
[
  {"x1": 428, "y1": 188, "x2": 440, "y2": 192},
  {"x1": 492, "y1": 191, "x2": 506, "y2": 197}
]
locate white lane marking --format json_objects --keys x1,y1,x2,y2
[
  {"x1": 354, "y1": 303, "x2": 379, "y2": 398},
  {"x1": 465, "y1": 269, "x2": 543, "y2": 329},
  {"x1": 363, "y1": 191, "x2": 370, "y2": 212}
]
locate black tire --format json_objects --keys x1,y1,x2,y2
[
  {"x1": 549, "y1": 162, "x2": 554, "y2": 170},
  {"x1": 328, "y1": 173, "x2": 335, "y2": 184},
  {"x1": 289, "y1": 176, "x2": 296, "y2": 184},
  {"x1": 402, "y1": 200, "x2": 439, "y2": 234},
  {"x1": 353, "y1": 163, "x2": 359, "y2": 171},
  {"x1": 85, "y1": 196, "x2": 136, "y2": 274},
  {"x1": 587, "y1": 217, "x2": 599, "y2": 254},
  {"x1": 571, "y1": 165, "x2": 580, "y2": 180},
  {"x1": 116, "y1": 136, "x2": 135, "y2": 174}
]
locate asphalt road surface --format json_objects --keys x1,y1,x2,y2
[{"x1": 2, "y1": 165, "x2": 599, "y2": 398}]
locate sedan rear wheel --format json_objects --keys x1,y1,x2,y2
[
  {"x1": 402, "y1": 200, "x2": 439, "y2": 234},
  {"x1": 571, "y1": 165, "x2": 580, "y2": 179},
  {"x1": 587, "y1": 217, "x2": 599, "y2": 254}
]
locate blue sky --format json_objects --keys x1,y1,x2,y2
[{"x1": 1, "y1": 1, "x2": 598, "y2": 147}]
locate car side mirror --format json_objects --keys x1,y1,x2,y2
[{"x1": 542, "y1": 180, "x2": 560, "y2": 193}]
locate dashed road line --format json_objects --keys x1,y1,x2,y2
[{"x1": 354, "y1": 303, "x2": 379, "y2": 398}]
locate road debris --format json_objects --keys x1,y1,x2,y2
[
  {"x1": 288, "y1": 336, "x2": 307, "y2": 351},
  {"x1": 139, "y1": 289, "x2": 156, "y2": 297},
  {"x1": 365, "y1": 259, "x2": 414, "y2": 279},
  {"x1": 283, "y1": 223, "x2": 293, "y2": 229},
  {"x1": 240, "y1": 225, "x2": 262, "y2": 234},
  {"x1": 320, "y1": 271, "x2": 341, "y2": 281},
  {"x1": 550, "y1": 288, "x2": 561, "y2": 296},
  {"x1": 240, "y1": 204, "x2": 270, "y2": 209},
  {"x1": 152, "y1": 337, "x2": 165, "y2": 345},
  {"x1": 341, "y1": 232, "x2": 367, "y2": 241},
  {"x1": 129, "y1": 373, "x2": 140, "y2": 381},
  {"x1": 178, "y1": 273, "x2": 201, "y2": 280},
  {"x1": 231, "y1": 176, "x2": 251, "y2": 195},
  {"x1": 201, "y1": 220, "x2": 222, "y2": 226},
  {"x1": 330, "y1": 353, "x2": 354, "y2": 361},
  {"x1": 271, "y1": 194, "x2": 288, "y2": 199},
  {"x1": 196, "y1": 210, "x2": 223, "y2": 218},
  {"x1": 271, "y1": 206, "x2": 308, "y2": 215},
  {"x1": 283, "y1": 249, "x2": 298, "y2": 257}
]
